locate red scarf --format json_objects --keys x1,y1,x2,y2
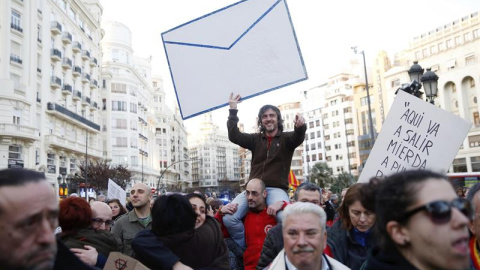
[{"x1": 470, "y1": 237, "x2": 480, "y2": 269}]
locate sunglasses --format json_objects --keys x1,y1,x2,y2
[{"x1": 399, "y1": 197, "x2": 472, "y2": 224}]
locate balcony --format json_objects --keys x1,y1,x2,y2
[
  {"x1": 50, "y1": 49, "x2": 62, "y2": 62},
  {"x1": 11, "y1": 23, "x2": 23, "y2": 33},
  {"x1": 92, "y1": 57, "x2": 98, "y2": 66},
  {"x1": 45, "y1": 134, "x2": 101, "y2": 158},
  {"x1": 139, "y1": 133, "x2": 148, "y2": 141},
  {"x1": 81, "y1": 73, "x2": 90, "y2": 83},
  {"x1": 10, "y1": 54, "x2": 22, "y2": 65},
  {"x1": 72, "y1": 42, "x2": 82, "y2": 53},
  {"x1": 36, "y1": 92, "x2": 41, "y2": 103},
  {"x1": 0, "y1": 123, "x2": 39, "y2": 141},
  {"x1": 81, "y1": 50, "x2": 90, "y2": 60},
  {"x1": 72, "y1": 90, "x2": 82, "y2": 100},
  {"x1": 50, "y1": 76, "x2": 61, "y2": 89},
  {"x1": 37, "y1": 67, "x2": 42, "y2": 74},
  {"x1": 62, "y1": 84, "x2": 72, "y2": 95},
  {"x1": 61, "y1": 58, "x2": 72, "y2": 69},
  {"x1": 90, "y1": 79, "x2": 97, "y2": 89},
  {"x1": 72, "y1": 66, "x2": 81, "y2": 77},
  {"x1": 81, "y1": 96, "x2": 91, "y2": 106},
  {"x1": 62, "y1": 32, "x2": 72, "y2": 44},
  {"x1": 46, "y1": 102, "x2": 100, "y2": 132},
  {"x1": 51, "y1": 21, "x2": 62, "y2": 35},
  {"x1": 138, "y1": 116, "x2": 147, "y2": 126},
  {"x1": 90, "y1": 102, "x2": 98, "y2": 111}
]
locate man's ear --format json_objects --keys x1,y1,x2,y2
[
  {"x1": 263, "y1": 189, "x2": 267, "y2": 199},
  {"x1": 387, "y1": 220, "x2": 410, "y2": 246}
]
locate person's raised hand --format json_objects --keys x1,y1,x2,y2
[
  {"x1": 294, "y1": 114, "x2": 305, "y2": 128},
  {"x1": 229, "y1": 93, "x2": 241, "y2": 109},
  {"x1": 221, "y1": 203, "x2": 238, "y2": 215}
]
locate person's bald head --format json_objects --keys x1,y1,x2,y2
[
  {"x1": 91, "y1": 201, "x2": 113, "y2": 231},
  {"x1": 130, "y1": 183, "x2": 152, "y2": 209},
  {"x1": 246, "y1": 178, "x2": 267, "y2": 211}
]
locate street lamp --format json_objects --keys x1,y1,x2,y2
[
  {"x1": 397, "y1": 61, "x2": 439, "y2": 104},
  {"x1": 57, "y1": 174, "x2": 72, "y2": 198},
  {"x1": 156, "y1": 158, "x2": 200, "y2": 193},
  {"x1": 352, "y1": 46, "x2": 375, "y2": 147},
  {"x1": 139, "y1": 149, "x2": 148, "y2": 183}
]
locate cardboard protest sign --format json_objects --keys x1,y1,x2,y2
[
  {"x1": 358, "y1": 90, "x2": 472, "y2": 183},
  {"x1": 107, "y1": 179, "x2": 126, "y2": 206},
  {"x1": 162, "y1": 0, "x2": 307, "y2": 119},
  {"x1": 104, "y1": 252, "x2": 150, "y2": 270}
]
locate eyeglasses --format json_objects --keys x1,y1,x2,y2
[
  {"x1": 92, "y1": 218, "x2": 114, "y2": 227},
  {"x1": 399, "y1": 197, "x2": 472, "y2": 224}
]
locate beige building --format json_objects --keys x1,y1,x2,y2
[
  {"x1": 1, "y1": 0, "x2": 103, "y2": 194},
  {"x1": 382, "y1": 10, "x2": 480, "y2": 173}
]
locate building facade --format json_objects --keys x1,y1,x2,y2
[
  {"x1": 1, "y1": 0, "x2": 103, "y2": 193},
  {"x1": 383, "y1": 11, "x2": 480, "y2": 173},
  {"x1": 189, "y1": 113, "x2": 241, "y2": 194},
  {"x1": 100, "y1": 21, "x2": 158, "y2": 190}
]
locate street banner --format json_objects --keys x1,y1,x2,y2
[
  {"x1": 162, "y1": 0, "x2": 307, "y2": 119},
  {"x1": 107, "y1": 179, "x2": 127, "y2": 206},
  {"x1": 358, "y1": 90, "x2": 472, "y2": 183}
]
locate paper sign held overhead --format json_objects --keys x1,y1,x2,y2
[
  {"x1": 107, "y1": 179, "x2": 126, "y2": 207},
  {"x1": 358, "y1": 91, "x2": 472, "y2": 183},
  {"x1": 162, "y1": 0, "x2": 307, "y2": 119}
]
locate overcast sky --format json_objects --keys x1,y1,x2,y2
[{"x1": 99, "y1": 0, "x2": 480, "y2": 133}]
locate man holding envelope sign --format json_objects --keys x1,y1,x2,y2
[{"x1": 223, "y1": 93, "x2": 306, "y2": 249}]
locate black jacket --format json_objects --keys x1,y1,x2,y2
[
  {"x1": 54, "y1": 240, "x2": 96, "y2": 270},
  {"x1": 257, "y1": 224, "x2": 283, "y2": 269},
  {"x1": 325, "y1": 200, "x2": 336, "y2": 221},
  {"x1": 362, "y1": 246, "x2": 419, "y2": 270},
  {"x1": 327, "y1": 221, "x2": 375, "y2": 270},
  {"x1": 227, "y1": 109, "x2": 306, "y2": 191}
]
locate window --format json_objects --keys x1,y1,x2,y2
[
  {"x1": 472, "y1": 156, "x2": 480, "y2": 171},
  {"x1": 9, "y1": 145, "x2": 22, "y2": 160},
  {"x1": 114, "y1": 137, "x2": 128, "y2": 147},
  {"x1": 11, "y1": 10, "x2": 21, "y2": 32},
  {"x1": 309, "y1": 122, "x2": 314, "y2": 128},
  {"x1": 438, "y1": 42, "x2": 445, "y2": 51},
  {"x1": 452, "y1": 158, "x2": 467, "y2": 173},
  {"x1": 415, "y1": 51, "x2": 421, "y2": 59},
  {"x1": 310, "y1": 143, "x2": 316, "y2": 150},
  {"x1": 310, "y1": 132, "x2": 315, "y2": 139},
  {"x1": 430, "y1": 45, "x2": 437, "y2": 54},
  {"x1": 111, "y1": 83, "x2": 127, "y2": 93},
  {"x1": 446, "y1": 39, "x2": 453, "y2": 49},
  {"x1": 466, "y1": 55, "x2": 476, "y2": 66},
  {"x1": 317, "y1": 142, "x2": 322, "y2": 149},
  {"x1": 112, "y1": 101, "x2": 127, "y2": 111},
  {"x1": 360, "y1": 96, "x2": 374, "y2": 106},
  {"x1": 422, "y1": 48, "x2": 428, "y2": 57},
  {"x1": 47, "y1": 153, "x2": 56, "y2": 173},
  {"x1": 317, "y1": 131, "x2": 321, "y2": 137},
  {"x1": 315, "y1": 120, "x2": 320, "y2": 126},
  {"x1": 469, "y1": 135, "x2": 480, "y2": 148},
  {"x1": 68, "y1": 7, "x2": 76, "y2": 21},
  {"x1": 37, "y1": 25, "x2": 42, "y2": 42},
  {"x1": 130, "y1": 103, "x2": 137, "y2": 113},
  {"x1": 13, "y1": 108, "x2": 21, "y2": 125},
  {"x1": 36, "y1": 148, "x2": 40, "y2": 165},
  {"x1": 455, "y1": 36, "x2": 462, "y2": 45},
  {"x1": 344, "y1": 107, "x2": 352, "y2": 113},
  {"x1": 474, "y1": 29, "x2": 479, "y2": 39},
  {"x1": 114, "y1": 119, "x2": 127, "y2": 129},
  {"x1": 59, "y1": 156, "x2": 66, "y2": 170},
  {"x1": 59, "y1": 0, "x2": 67, "y2": 11},
  {"x1": 70, "y1": 158, "x2": 76, "y2": 171}
]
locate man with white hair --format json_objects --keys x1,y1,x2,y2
[{"x1": 267, "y1": 203, "x2": 349, "y2": 270}]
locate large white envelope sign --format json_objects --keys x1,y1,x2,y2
[
  {"x1": 358, "y1": 91, "x2": 472, "y2": 183},
  {"x1": 162, "y1": 0, "x2": 307, "y2": 119}
]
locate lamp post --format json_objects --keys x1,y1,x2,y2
[
  {"x1": 57, "y1": 174, "x2": 72, "y2": 198},
  {"x1": 352, "y1": 46, "x2": 375, "y2": 147},
  {"x1": 139, "y1": 149, "x2": 148, "y2": 183},
  {"x1": 398, "y1": 61, "x2": 439, "y2": 104},
  {"x1": 156, "y1": 158, "x2": 200, "y2": 193}
]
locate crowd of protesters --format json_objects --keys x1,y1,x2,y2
[{"x1": 0, "y1": 98, "x2": 478, "y2": 270}]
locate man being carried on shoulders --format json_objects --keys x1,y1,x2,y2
[{"x1": 224, "y1": 93, "x2": 306, "y2": 249}]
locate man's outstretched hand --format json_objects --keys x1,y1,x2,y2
[
  {"x1": 229, "y1": 93, "x2": 241, "y2": 110},
  {"x1": 294, "y1": 114, "x2": 305, "y2": 128}
]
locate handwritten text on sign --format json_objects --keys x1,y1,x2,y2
[{"x1": 358, "y1": 91, "x2": 471, "y2": 183}]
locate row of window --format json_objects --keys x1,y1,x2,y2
[{"x1": 415, "y1": 28, "x2": 480, "y2": 60}]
